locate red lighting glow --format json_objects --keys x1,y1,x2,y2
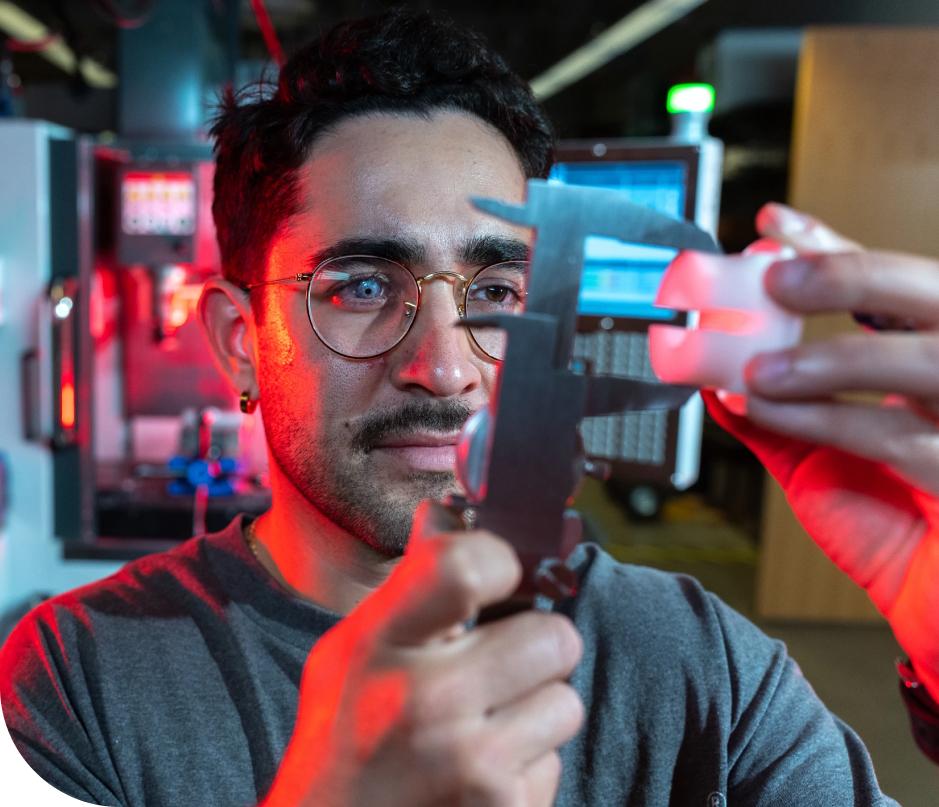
[
  {"x1": 89, "y1": 268, "x2": 121, "y2": 341},
  {"x1": 123, "y1": 171, "x2": 193, "y2": 182},
  {"x1": 698, "y1": 308, "x2": 762, "y2": 334},
  {"x1": 90, "y1": 272, "x2": 106, "y2": 340}
]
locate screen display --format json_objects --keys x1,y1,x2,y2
[
  {"x1": 548, "y1": 160, "x2": 688, "y2": 320},
  {"x1": 121, "y1": 171, "x2": 196, "y2": 236}
]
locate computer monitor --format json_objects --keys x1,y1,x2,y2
[{"x1": 549, "y1": 138, "x2": 723, "y2": 489}]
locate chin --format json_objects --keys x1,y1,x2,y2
[
  {"x1": 362, "y1": 472, "x2": 461, "y2": 556},
  {"x1": 402, "y1": 470, "x2": 461, "y2": 499}
]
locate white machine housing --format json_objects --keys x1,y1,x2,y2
[{"x1": 0, "y1": 121, "x2": 122, "y2": 621}]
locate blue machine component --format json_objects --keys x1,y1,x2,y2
[{"x1": 167, "y1": 456, "x2": 242, "y2": 498}]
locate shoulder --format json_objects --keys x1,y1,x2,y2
[
  {"x1": 0, "y1": 523, "x2": 241, "y2": 684},
  {"x1": 39, "y1": 530, "x2": 219, "y2": 620},
  {"x1": 0, "y1": 528, "x2": 246, "y2": 807}
]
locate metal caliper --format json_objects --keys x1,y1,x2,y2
[{"x1": 446, "y1": 179, "x2": 721, "y2": 614}]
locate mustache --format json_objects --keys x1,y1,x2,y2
[{"x1": 351, "y1": 400, "x2": 474, "y2": 453}]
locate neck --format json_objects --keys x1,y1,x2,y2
[{"x1": 250, "y1": 472, "x2": 399, "y2": 615}]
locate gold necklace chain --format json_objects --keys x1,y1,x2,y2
[
  {"x1": 243, "y1": 519, "x2": 262, "y2": 560},
  {"x1": 242, "y1": 519, "x2": 304, "y2": 599}
]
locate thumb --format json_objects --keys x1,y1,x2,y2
[
  {"x1": 703, "y1": 389, "x2": 815, "y2": 490},
  {"x1": 359, "y1": 500, "x2": 521, "y2": 646},
  {"x1": 407, "y1": 499, "x2": 465, "y2": 552},
  {"x1": 755, "y1": 202, "x2": 862, "y2": 255}
]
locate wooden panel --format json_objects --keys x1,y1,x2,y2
[{"x1": 756, "y1": 27, "x2": 939, "y2": 621}]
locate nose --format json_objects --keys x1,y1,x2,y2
[{"x1": 387, "y1": 279, "x2": 483, "y2": 397}]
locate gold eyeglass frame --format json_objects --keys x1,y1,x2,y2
[{"x1": 241, "y1": 254, "x2": 529, "y2": 360}]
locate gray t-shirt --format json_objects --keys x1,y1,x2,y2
[{"x1": 0, "y1": 516, "x2": 898, "y2": 806}]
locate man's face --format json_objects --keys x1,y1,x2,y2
[{"x1": 255, "y1": 111, "x2": 530, "y2": 556}]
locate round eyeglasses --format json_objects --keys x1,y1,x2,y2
[{"x1": 241, "y1": 255, "x2": 529, "y2": 360}]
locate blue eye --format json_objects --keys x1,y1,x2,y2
[
  {"x1": 354, "y1": 277, "x2": 383, "y2": 299},
  {"x1": 326, "y1": 273, "x2": 393, "y2": 310}
]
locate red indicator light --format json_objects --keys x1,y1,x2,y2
[{"x1": 123, "y1": 171, "x2": 193, "y2": 182}]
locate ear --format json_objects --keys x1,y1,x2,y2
[{"x1": 198, "y1": 278, "x2": 258, "y2": 397}]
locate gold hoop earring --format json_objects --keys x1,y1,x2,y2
[{"x1": 240, "y1": 391, "x2": 258, "y2": 414}]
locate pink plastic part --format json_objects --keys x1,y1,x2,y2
[{"x1": 648, "y1": 242, "x2": 803, "y2": 404}]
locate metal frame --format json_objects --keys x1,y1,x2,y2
[{"x1": 553, "y1": 137, "x2": 724, "y2": 489}]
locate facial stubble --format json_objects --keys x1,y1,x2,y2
[{"x1": 264, "y1": 395, "x2": 471, "y2": 557}]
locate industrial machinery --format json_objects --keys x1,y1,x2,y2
[
  {"x1": 550, "y1": 136, "x2": 723, "y2": 517},
  {"x1": 0, "y1": 121, "x2": 270, "y2": 620},
  {"x1": 0, "y1": 0, "x2": 255, "y2": 620}
]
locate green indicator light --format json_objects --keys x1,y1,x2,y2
[{"x1": 667, "y1": 83, "x2": 715, "y2": 115}]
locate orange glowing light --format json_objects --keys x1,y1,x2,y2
[
  {"x1": 165, "y1": 282, "x2": 203, "y2": 332},
  {"x1": 61, "y1": 381, "x2": 75, "y2": 429},
  {"x1": 168, "y1": 294, "x2": 191, "y2": 329}
]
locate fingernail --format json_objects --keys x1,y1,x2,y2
[
  {"x1": 759, "y1": 203, "x2": 812, "y2": 237},
  {"x1": 767, "y1": 258, "x2": 811, "y2": 292},
  {"x1": 748, "y1": 352, "x2": 792, "y2": 386}
]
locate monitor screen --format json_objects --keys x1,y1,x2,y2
[
  {"x1": 548, "y1": 159, "x2": 689, "y2": 320},
  {"x1": 121, "y1": 171, "x2": 197, "y2": 237}
]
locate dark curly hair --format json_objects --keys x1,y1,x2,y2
[{"x1": 211, "y1": 8, "x2": 555, "y2": 288}]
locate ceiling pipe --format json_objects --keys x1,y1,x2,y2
[
  {"x1": 0, "y1": 1, "x2": 118, "y2": 89},
  {"x1": 529, "y1": 0, "x2": 709, "y2": 101}
]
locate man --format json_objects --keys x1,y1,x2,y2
[{"x1": 2, "y1": 9, "x2": 937, "y2": 806}]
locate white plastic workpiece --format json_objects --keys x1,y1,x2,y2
[{"x1": 648, "y1": 240, "x2": 803, "y2": 409}]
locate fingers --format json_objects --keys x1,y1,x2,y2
[
  {"x1": 371, "y1": 501, "x2": 522, "y2": 646},
  {"x1": 418, "y1": 683, "x2": 578, "y2": 806},
  {"x1": 521, "y1": 751, "x2": 563, "y2": 807},
  {"x1": 409, "y1": 498, "x2": 466, "y2": 542},
  {"x1": 744, "y1": 395, "x2": 939, "y2": 492},
  {"x1": 755, "y1": 203, "x2": 939, "y2": 325},
  {"x1": 486, "y1": 682, "x2": 584, "y2": 767},
  {"x1": 763, "y1": 250, "x2": 939, "y2": 325},
  {"x1": 756, "y1": 202, "x2": 862, "y2": 254},
  {"x1": 746, "y1": 333, "x2": 939, "y2": 400},
  {"x1": 421, "y1": 611, "x2": 583, "y2": 715}
]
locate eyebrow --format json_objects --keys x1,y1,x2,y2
[
  {"x1": 306, "y1": 237, "x2": 426, "y2": 269},
  {"x1": 459, "y1": 234, "x2": 530, "y2": 266},
  {"x1": 305, "y1": 233, "x2": 530, "y2": 272}
]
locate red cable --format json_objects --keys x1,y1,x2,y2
[
  {"x1": 250, "y1": 0, "x2": 285, "y2": 69},
  {"x1": 6, "y1": 32, "x2": 61, "y2": 53},
  {"x1": 92, "y1": 0, "x2": 153, "y2": 30}
]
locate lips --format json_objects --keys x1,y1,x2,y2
[
  {"x1": 372, "y1": 432, "x2": 460, "y2": 472},
  {"x1": 375, "y1": 432, "x2": 461, "y2": 449}
]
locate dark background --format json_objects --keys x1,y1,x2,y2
[
  {"x1": 7, "y1": 0, "x2": 939, "y2": 137},
  {"x1": 6, "y1": 0, "x2": 939, "y2": 254}
]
